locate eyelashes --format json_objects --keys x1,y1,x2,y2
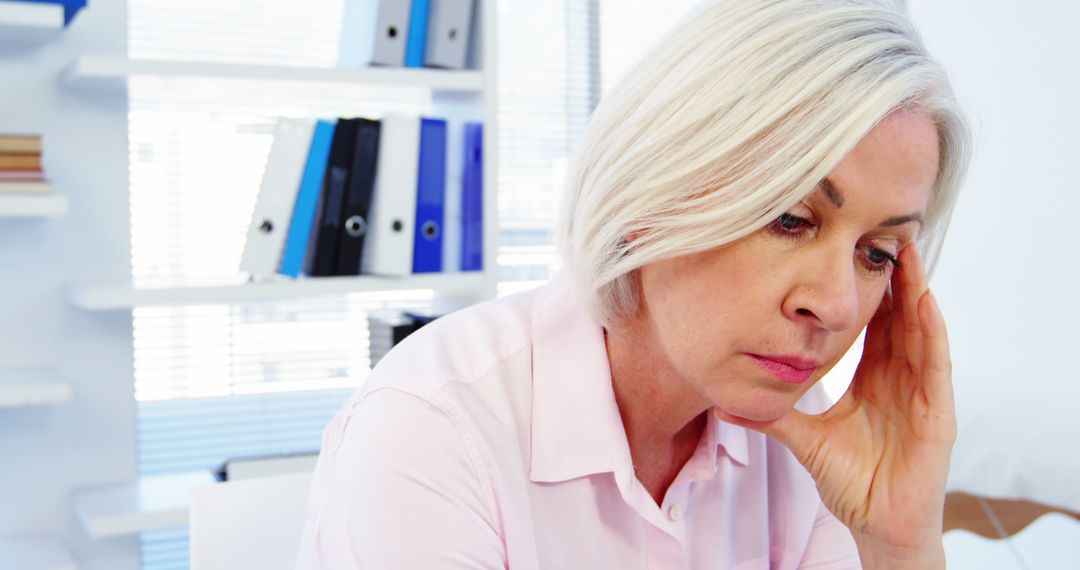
[{"x1": 767, "y1": 213, "x2": 901, "y2": 276}]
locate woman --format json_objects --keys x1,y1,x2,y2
[{"x1": 297, "y1": 0, "x2": 970, "y2": 568}]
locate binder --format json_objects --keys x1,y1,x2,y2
[
  {"x1": 425, "y1": 0, "x2": 475, "y2": 69},
  {"x1": 309, "y1": 118, "x2": 360, "y2": 277},
  {"x1": 279, "y1": 120, "x2": 335, "y2": 278},
  {"x1": 334, "y1": 119, "x2": 381, "y2": 275},
  {"x1": 461, "y1": 122, "x2": 484, "y2": 271},
  {"x1": 413, "y1": 118, "x2": 447, "y2": 273},
  {"x1": 404, "y1": 0, "x2": 431, "y2": 68},
  {"x1": 338, "y1": 0, "x2": 413, "y2": 67},
  {"x1": 361, "y1": 115, "x2": 420, "y2": 277},
  {"x1": 441, "y1": 119, "x2": 463, "y2": 273},
  {"x1": 240, "y1": 118, "x2": 315, "y2": 278}
]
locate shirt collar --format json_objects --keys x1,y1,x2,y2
[
  {"x1": 528, "y1": 272, "x2": 631, "y2": 483},
  {"x1": 702, "y1": 401, "x2": 750, "y2": 468},
  {"x1": 528, "y1": 272, "x2": 750, "y2": 483}
]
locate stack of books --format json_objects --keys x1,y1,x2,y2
[
  {"x1": 339, "y1": 0, "x2": 477, "y2": 70},
  {"x1": 368, "y1": 309, "x2": 443, "y2": 367},
  {"x1": 240, "y1": 115, "x2": 483, "y2": 280},
  {"x1": 0, "y1": 134, "x2": 50, "y2": 195}
]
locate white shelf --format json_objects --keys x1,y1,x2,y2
[
  {"x1": 0, "y1": 535, "x2": 76, "y2": 570},
  {"x1": 67, "y1": 272, "x2": 486, "y2": 310},
  {"x1": 72, "y1": 471, "x2": 217, "y2": 539},
  {"x1": 61, "y1": 55, "x2": 486, "y2": 93},
  {"x1": 0, "y1": 2, "x2": 63, "y2": 47},
  {"x1": 0, "y1": 194, "x2": 68, "y2": 218},
  {"x1": 0, "y1": 369, "x2": 72, "y2": 408}
]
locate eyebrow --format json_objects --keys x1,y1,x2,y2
[{"x1": 817, "y1": 178, "x2": 924, "y2": 227}]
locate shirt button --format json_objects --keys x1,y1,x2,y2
[{"x1": 667, "y1": 504, "x2": 683, "y2": 522}]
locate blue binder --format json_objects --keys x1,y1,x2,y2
[
  {"x1": 413, "y1": 118, "x2": 447, "y2": 273},
  {"x1": 279, "y1": 120, "x2": 335, "y2": 277},
  {"x1": 461, "y1": 122, "x2": 483, "y2": 271},
  {"x1": 404, "y1": 0, "x2": 431, "y2": 68}
]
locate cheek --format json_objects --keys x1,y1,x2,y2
[
  {"x1": 641, "y1": 259, "x2": 758, "y2": 372},
  {"x1": 645, "y1": 280, "x2": 718, "y2": 364},
  {"x1": 859, "y1": 281, "x2": 891, "y2": 323},
  {"x1": 826, "y1": 282, "x2": 888, "y2": 360}
]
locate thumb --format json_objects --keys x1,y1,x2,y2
[{"x1": 713, "y1": 407, "x2": 821, "y2": 460}]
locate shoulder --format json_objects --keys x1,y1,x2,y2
[
  {"x1": 332, "y1": 283, "x2": 552, "y2": 466},
  {"x1": 298, "y1": 388, "x2": 508, "y2": 568},
  {"x1": 361, "y1": 285, "x2": 540, "y2": 402}
]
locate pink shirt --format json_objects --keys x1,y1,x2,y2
[{"x1": 296, "y1": 273, "x2": 861, "y2": 569}]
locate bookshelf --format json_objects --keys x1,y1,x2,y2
[
  {"x1": 0, "y1": 0, "x2": 131, "y2": 568},
  {"x1": 0, "y1": 1, "x2": 64, "y2": 47},
  {"x1": 56, "y1": 4, "x2": 500, "y2": 566},
  {"x1": 0, "y1": 194, "x2": 68, "y2": 218},
  {"x1": 64, "y1": 0, "x2": 500, "y2": 311},
  {"x1": 67, "y1": 272, "x2": 487, "y2": 310},
  {"x1": 0, "y1": 535, "x2": 76, "y2": 570},
  {"x1": 61, "y1": 55, "x2": 486, "y2": 94},
  {"x1": 0, "y1": 369, "x2": 72, "y2": 408},
  {"x1": 72, "y1": 470, "x2": 217, "y2": 539}
]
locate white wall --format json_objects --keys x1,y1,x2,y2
[
  {"x1": 0, "y1": 1, "x2": 137, "y2": 568},
  {"x1": 907, "y1": 1, "x2": 1080, "y2": 384},
  {"x1": 907, "y1": 1, "x2": 1080, "y2": 502}
]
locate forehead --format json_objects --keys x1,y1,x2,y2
[{"x1": 822, "y1": 110, "x2": 940, "y2": 215}]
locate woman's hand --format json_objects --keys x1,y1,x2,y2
[{"x1": 716, "y1": 243, "x2": 956, "y2": 567}]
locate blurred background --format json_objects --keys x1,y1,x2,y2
[{"x1": 0, "y1": 0, "x2": 1077, "y2": 569}]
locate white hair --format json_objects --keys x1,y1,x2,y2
[{"x1": 558, "y1": 0, "x2": 972, "y2": 326}]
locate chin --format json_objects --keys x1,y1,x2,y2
[
  {"x1": 722, "y1": 406, "x2": 788, "y2": 423},
  {"x1": 713, "y1": 389, "x2": 797, "y2": 423}
]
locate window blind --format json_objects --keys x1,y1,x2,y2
[{"x1": 126, "y1": 0, "x2": 698, "y2": 568}]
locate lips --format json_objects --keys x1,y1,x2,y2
[{"x1": 747, "y1": 353, "x2": 821, "y2": 384}]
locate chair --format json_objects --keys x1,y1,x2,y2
[{"x1": 189, "y1": 471, "x2": 313, "y2": 570}]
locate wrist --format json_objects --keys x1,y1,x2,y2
[{"x1": 853, "y1": 532, "x2": 946, "y2": 570}]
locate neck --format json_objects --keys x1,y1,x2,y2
[{"x1": 604, "y1": 313, "x2": 712, "y2": 462}]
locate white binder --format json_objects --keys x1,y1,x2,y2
[
  {"x1": 240, "y1": 118, "x2": 315, "y2": 278},
  {"x1": 424, "y1": 0, "x2": 475, "y2": 69},
  {"x1": 441, "y1": 119, "x2": 463, "y2": 272},
  {"x1": 338, "y1": 0, "x2": 413, "y2": 67},
  {"x1": 361, "y1": 114, "x2": 420, "y2": 277}
]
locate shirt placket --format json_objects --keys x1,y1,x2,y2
[{"x1": 642, "y1": 482, "x2": 690, "y2": 569}]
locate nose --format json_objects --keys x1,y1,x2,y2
[{"x1": 782, "y1": 247, "x2": 860, "y2": 333}]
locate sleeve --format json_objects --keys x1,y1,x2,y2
[
  {"x1": 294, "y1": 388, "x2": 507, "y2": 569},
  {"x1": 798, "y1": 498, "x2": 863, "y2": 569}
]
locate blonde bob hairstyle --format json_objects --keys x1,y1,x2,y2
[{"x1": 559, "y1": 0, "x2": 971, "y2": 327}]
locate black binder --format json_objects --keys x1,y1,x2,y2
[
  {"x1": 309, "y1": 118, "x2": 360, "y2": 277},
  {"x1": 335, "y1": 118, "x2": 381, "y2": 275}
]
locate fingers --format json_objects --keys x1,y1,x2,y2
[
  {"x1": 861, "y1": 286, "x2": 893, "y2": 362},
  {"x1": 920, "y1": 289, "x2": 955, "y2": 411},
  {"x1": 890, "y1": 244, "x2": 929, "y2": 370}
]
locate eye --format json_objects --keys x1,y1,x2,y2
[
  {"x1": 858, "y1": 244, "x2": 900, "y2": 276},
  {"x1": 769, "y1": 213, "x2": 815, "y2": 238}
]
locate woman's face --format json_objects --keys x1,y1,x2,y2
[{"x1": 638, "y1": 110, "x2": 940, "y2": 422}]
